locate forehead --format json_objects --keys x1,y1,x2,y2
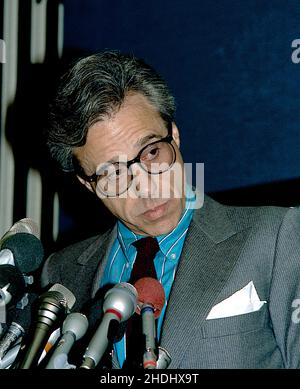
[
  {"x1": 83, "y1": 94, "x2": 166, "y2": 149},
  {"x1": 91, "y1": 92, "x2": 165, "y2": 138},
  {"x1": 75, "y1": 93, "x2": 166, "y2": 165}
]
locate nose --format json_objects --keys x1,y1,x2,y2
[{"x1": 129, "y1": 163, "x2": 160, "y2": 199}]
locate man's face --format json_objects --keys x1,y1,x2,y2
[{"x1": 74, "y1": 93, "x2": 186, "y2": 237}]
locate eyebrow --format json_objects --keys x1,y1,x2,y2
[
  {"x1": 106, "y1": 133, "x2": 163, "y2": 163},
  {"x1": 135, "y1": 133, "x2": 162, "y2": 148}
]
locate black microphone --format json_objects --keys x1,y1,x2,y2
[
  {"x1": 0, "y1": 232, "x2": 44, "y2": 335},
  {"x1": 0, "y1": 233, "x2": 44, "y2": 274},
  {"x1": 80, "y1": 283, "x2": 138, "y2": 369},
  {"x1": 0, "y1": 293, "x2": 38, "y2": 361},
  {"x1": 18, "y1": 284, "x2": 76, "y2": 369},
  {"x1": 45, "y1": 312, "x2": 88, "y2": 369},
  {"x1": 0, "y1": 218, "x2": 39, "y2": 249},
  {"x1": 134, "y1": 277, "x2": 165, "y2": 369}
]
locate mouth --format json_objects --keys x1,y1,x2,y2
[{"x1": 141, "y1": 201, "x2": 169, "y2": 221}]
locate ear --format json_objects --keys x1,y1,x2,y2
[
  {"x1": 172, "y1": 122, "x2": 180, "y2": 148},
  {"x1": 76, "y1": 175, "x2": 95, "y2": 193}
]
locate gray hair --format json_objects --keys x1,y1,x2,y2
[{"x1": 46, "y1": 50, "x2": 176, "y2": 172}]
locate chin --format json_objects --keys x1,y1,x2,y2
[{"x1": 141, "y1": 219, "x2": 179, "y2": 237}]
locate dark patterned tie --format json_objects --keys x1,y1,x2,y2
[
  {"x1": 124, "y1": 236, "x2": 160, "y2": 368},
  {"x1": 130, "y1": 237, "x2": 159, "y2": 283}
]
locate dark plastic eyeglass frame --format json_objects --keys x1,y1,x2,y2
[{"x1": 74, "y1": 120, "x2": 175, "y2": 184}]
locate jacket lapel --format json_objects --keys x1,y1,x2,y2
[
  {"x1": 90, "y1": 225, "x2": 117, "y2": 298},
  {"x1": 159, "y1": 196, "x2": 251, "y2": 368},
  {"x1": 68, "y1": 227, "x2": 117, "y2": 311}
]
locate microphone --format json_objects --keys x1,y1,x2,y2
[
  {"x1": 0, "y1": 233, "x2": 44, "y2": 274},
  {"x1": 0, "y1": 293, "x2": 38, "y2": 361},
  {"x1": 0, "y1": 233, "x2": 44, "y2": 331},
  {"x1": 80, "y1": 282, "x2": 138, "y2": 369},
  {"x1": 18, "y1": 283, "x2": 76, "y2": 369},
  {"x1": 0, "y1": 218, "x2": 39, "y2": 248},
  {"x1": 134, "y1": 277, "x2": 165, "y2": 369},
  {"x1": 45, "y1": 312, "x2": 88, "y2": 369}
]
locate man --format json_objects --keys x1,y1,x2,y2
[{"x1": 42, "y1": 50, "x2": 300, "y2": 369}]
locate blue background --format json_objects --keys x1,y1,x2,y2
[{"x1": 63, "y1": 0, "x2": 300, "y2": 193}]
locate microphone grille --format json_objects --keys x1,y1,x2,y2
[
  {"x1": 48, "y1": 284, "x2": 76, "y2": 311},
  {"x1": 42, "y1": 290, "x2": 68, "y2": 308}
]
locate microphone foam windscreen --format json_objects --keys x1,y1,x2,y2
[
  {"x1": 134, "y1": 277, "x2": 165, "y2": 318},
  {"x1": 2, "y1": 233, "x2": 44, "y2": 273}
]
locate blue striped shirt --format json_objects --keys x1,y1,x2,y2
[{"x1": 100, "y1": 188, "x2": 196, "y2": 367}]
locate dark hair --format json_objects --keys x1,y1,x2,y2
[{"x1": 46, "y1": 50, "x2": 176, "y2": 172}]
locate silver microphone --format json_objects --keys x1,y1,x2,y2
[
  {"x1": 80, "y1": 282, "x2": 137, "y2": 369},
  {"x1": 46, "y1": 312, "x2": 88, "y2": 369}
]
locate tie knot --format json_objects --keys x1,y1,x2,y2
[{"x1": 133, "y1": 236, "x2": 160, "y2": 258}]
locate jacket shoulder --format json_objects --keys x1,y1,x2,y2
[
  {"x1": 40, "y1": 230, "x2": 111, "y2": 288},
  {"x1": 194, "y1": 195, "x2": 298, "y2": 242},
  {"x1": 205, "y1": 195, "x2": 292, "y2": 225}
]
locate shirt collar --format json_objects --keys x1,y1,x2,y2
[
  {"x1": 157, "y1": 185, "x2": 195, "y2": 257},
  {"x1": 117, "y1": 221, "x2": 140, "y2": 262}
]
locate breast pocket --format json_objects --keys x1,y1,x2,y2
[{"x1": 202, "y1": 303, "x2": 268, "y2": 338}]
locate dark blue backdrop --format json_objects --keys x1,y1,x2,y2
[{"x1": 63, "y1": 0, "x2": 300, "y2": 193}]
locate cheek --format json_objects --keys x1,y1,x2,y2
[{"x1": 101, "y1": 198, "x2": 136, "y2": 221}]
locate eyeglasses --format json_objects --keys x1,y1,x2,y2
[{"x1": 74, "y1": 121, "x2": 176, "y2": 197}]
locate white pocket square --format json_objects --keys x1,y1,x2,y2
[{"x1": 206, "y1": 281, "x2": 266, "y2": 320}]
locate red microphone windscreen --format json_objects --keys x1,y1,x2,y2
[{"x1": 134, "y1": 277, "x2": 165, "y2": 318}]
